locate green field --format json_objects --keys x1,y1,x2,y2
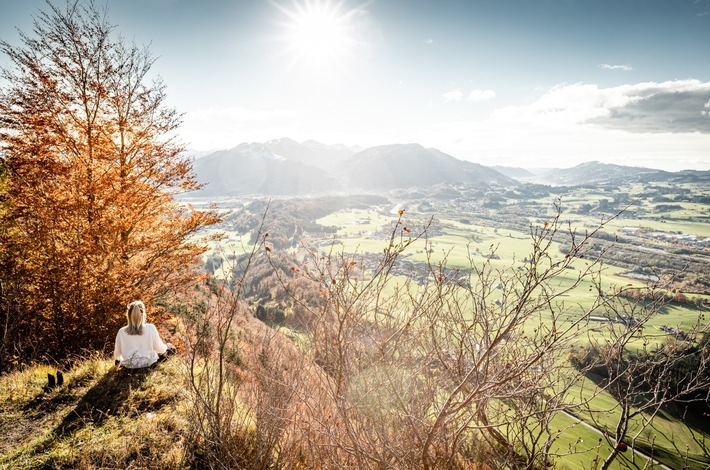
[
  {"x1": 197, "y1": 184, "x2": 709, "y2": 469},
  {"x1": 311, "y1": 205, "x2": 710, "y2": 469}
]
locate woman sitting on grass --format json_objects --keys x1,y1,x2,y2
[{"x1": 114, "y1": 300, "x2": 175, "y2": 369}]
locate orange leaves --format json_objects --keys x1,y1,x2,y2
[
  {"x1": 0, "y1": 0, "x2": 224, "y2": 363},
  {"x1": 398, "y1": 209, "x2": 404, "y2": 216},
  {"x1": 403, "y1": 227, "x2": 411, "y2": 233}
]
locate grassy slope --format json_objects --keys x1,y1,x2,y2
[
  {"x1": 0, "y1": 357, "x2": 192, "y2": 469},
  {"x1": 567, "y1": 377, "x2": 710, "y2": 470}
]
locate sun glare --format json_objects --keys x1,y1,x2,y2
[{"x1": 275, "y1": 0, "x2": 364, "y2": 72}]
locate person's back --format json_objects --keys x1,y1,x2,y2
[
  {"x1": 114, "y1": 322, "x2": 167, "y2": 368},
  {"x1": 114, "y1": 301, "x2": 170, "y2": 369}
]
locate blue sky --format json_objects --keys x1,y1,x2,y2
[{"x1": 1, "y1": 0, "x2": 709, "y2": 170}]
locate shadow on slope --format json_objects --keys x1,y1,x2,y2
[{"x1": 52, "y1": 367, "x2": 153, "y2": 436}]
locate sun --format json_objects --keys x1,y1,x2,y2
[{"x1": 274, "y1": 0, "x2": 364, "y2": 71}]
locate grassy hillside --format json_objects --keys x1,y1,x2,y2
[{"x1": 0, "y1": 357, "x2": 192, "y2": 469}]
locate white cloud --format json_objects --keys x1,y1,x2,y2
[
  {"x1": 419, "y1": 116, "x2": 710, "y2": 172},
  {"x1": 492, "y1": 79, "x2": 710, "y2": 133},
  {"x1": 442, "y1": 89, "x2": 464, "y2": 102},
  {"x1": 418, "y1": 80, "x2": 710, "y2": 171},
  {"x1": 599, "y1": 64, "x2": 635, "y2": 71},
  {"x1": 589, "y1": 80, "x2": 710, "y2": 132},
  {"x1": 467, "y1": 89, "x2": 496, "y2": 102},
  {"x1": 492, "y1": 83, "x2": 610, "y2": 126},
  {"x1": 425, "y1": 38, "x2": 434, "y2": 44}
]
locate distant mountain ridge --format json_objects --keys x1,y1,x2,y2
[
  {"x1": 261, "y1": 138, "x2": 357, "y2": 172},
  {"x1": 490, "y1": 166, "x2": 537, "y2": 179},
  {"x1": 192, "y1": 140, "x2": 516, "y2": 196},
  {"x1": 514, "y1": 161, "x2": 709, "y2": 186},
  {"x1": 192, "y1": 142, "x2": 341, "y2": 196},
  {"x1": 191, "y1": 141, "x2": 708, "y2": 196},
  {"x1": 340, "y1": 144, "x2": 516, "y2": 190}
]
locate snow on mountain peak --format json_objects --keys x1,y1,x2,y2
[{"x1": 236, "y1": 142, "x2": 285, "y2": 161}]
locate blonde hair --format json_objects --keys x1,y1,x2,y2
[{"x1": 126, "y1": 300, "x2": 146, "y2": 335}]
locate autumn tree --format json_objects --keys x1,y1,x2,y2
[{"x1": 0, "y1": 0, "x2": 217, "y2": 368}]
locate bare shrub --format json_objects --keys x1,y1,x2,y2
[{"x1": 180, "y1": 202, "x2": 706, "y2": 469}]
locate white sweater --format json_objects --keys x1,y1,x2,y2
[{"x1": 113, "y1": 323, "x2": 168, "y2": 368}]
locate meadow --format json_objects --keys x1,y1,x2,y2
[
  {"x1": 181, "y1": 180, "x2": 710, "y2": 468},
  {"x1": 308, "y1": 195, "x2": 709, "y2": 469}
]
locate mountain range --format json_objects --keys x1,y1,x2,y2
[{"x1": 191, "y1": 139, "x2": 709, "y2": 196}]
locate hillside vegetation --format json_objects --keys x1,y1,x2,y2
[
  {"x1": 3, "y1": 198, "x2": 709, "y2": 469},
  {"x1": 187, "y1": 181, "x2": 709, "y2": 469},
  {"x1": 0, "y1": 358, "x2": 190, "y2": 469}
]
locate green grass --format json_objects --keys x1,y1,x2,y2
[
  {"x1": 549, "y1": 185, "x2": 710, "y2": 238},
  {"x1": 316, "y1": 208, "x2": 395, "y2": 236},
  {"x1": 317, "y1": 211, "x2": 651, "y2": 319},
  {"x1": 0, "y1": 357, "x2": 191, "y2": 469},
  {"x1": 309, "y1": 206, "x2": 710, "y2": 469},
  {"x1": 551, "y1": 412, "x2": 649, "y2": 470},
  {"x1": 567, "y1": 377, "x2": 710, "y2": 470},
  {"x1": 599, "y1": 217, "x2": 710, "y2": 237}
]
